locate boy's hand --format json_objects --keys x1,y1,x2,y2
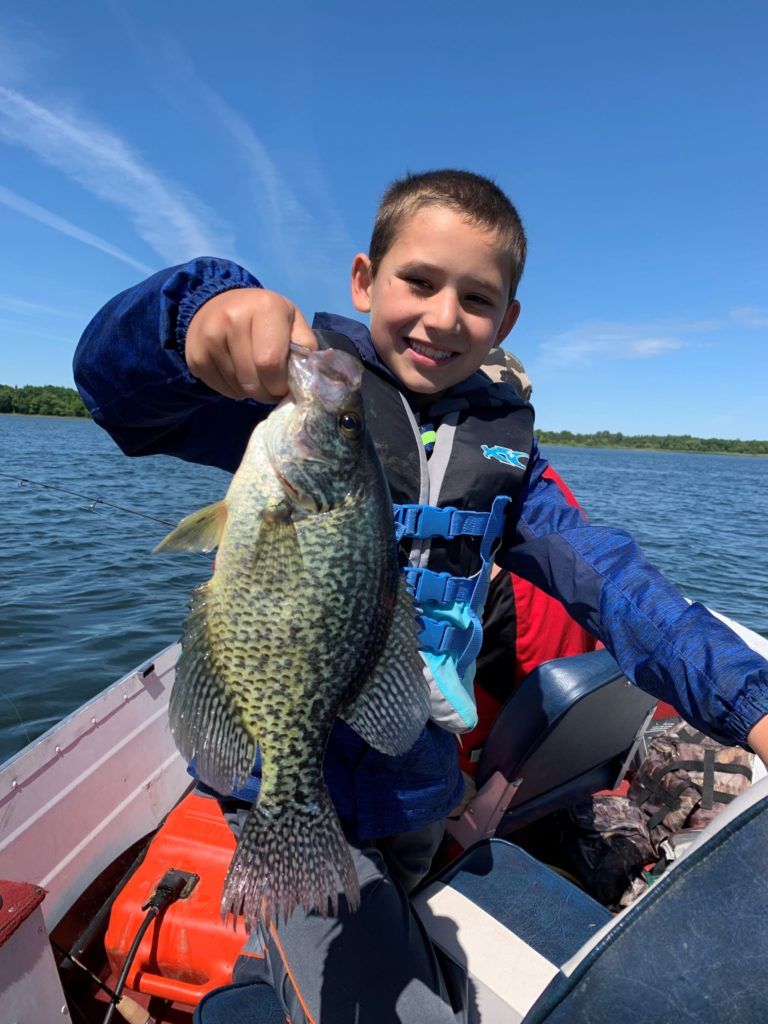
[{"x1": 185, "y1": 288, "x2": 317, "y2": 402}]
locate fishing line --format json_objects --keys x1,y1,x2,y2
[
  {"x1": 0, "y1": 692, "x2": 34, "y2": 747},
  {"x1": 0, "y1": 471, "x2": 178, "y2": 528}
]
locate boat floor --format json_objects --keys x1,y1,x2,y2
[{"x1": 70, "y1": 977, "x2": 193, "y2": 1024}]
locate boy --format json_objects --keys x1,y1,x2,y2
[{"x1": 74, "y1": 170, "x2": 768, "y2": 1023}]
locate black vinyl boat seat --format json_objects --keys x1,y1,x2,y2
[
  {"x1": 447, "y1": 648, "x2": 658, "y2": 848},
  {"x1": 413, "y1": 772, "x2": 768, "y2": 1023}
]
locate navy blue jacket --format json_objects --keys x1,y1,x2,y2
[{"x1": 74, "y1": 258, "x2": 768, "y2": 837}]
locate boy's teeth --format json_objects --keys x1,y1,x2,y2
[{"x1": 409, "y1": 340, "x2": 453, "y2": 361}]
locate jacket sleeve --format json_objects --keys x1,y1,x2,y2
[
  {"x1": 497, "y1": 442, "x2": 768, "y2": 747},
  {"x1": 73, "y1": 258, "x2": 272, "y2": 472}
]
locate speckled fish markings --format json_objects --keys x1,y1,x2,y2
[{"x1": 155, "y1": 345, "x2": 429, "y2": 927}]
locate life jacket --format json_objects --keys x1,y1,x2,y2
[
  {"x1": 315, "y1": 327, "x2": 535, "y2": 733},
  {"x1": 457, "y1": 468, "x2": 600, "y2": 776}
]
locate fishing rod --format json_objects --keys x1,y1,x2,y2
[{"x1": 0, "y1": 471, "x2": 178, "y2": 528}]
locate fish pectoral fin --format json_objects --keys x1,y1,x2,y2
[
  {"x1": 340, "y1": 578, "x2": 430, "y2": 756},
  {"x1": 254, "y1": 515, "x2": 304, "y2": 584},
  {"x1": 154, "y1": 499, "x2": 228, "y2": 553},
  {"x1": 169, "y1": 581, "x2": 257, "y2": 794}
]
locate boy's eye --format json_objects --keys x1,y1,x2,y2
[
  {"x1": 405, "y1": 276, "x2": 432, "y2": 292},
  {"x1": 466, "y1": 293, "x2": 494, "y2": 308}
]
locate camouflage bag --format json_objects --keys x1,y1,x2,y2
[
  {"x1": 628, "y1": 721, "x2": 754, "y2": 851},
  {"x1": 559, "y1": 795, "x2": 656, "y2": 908}
]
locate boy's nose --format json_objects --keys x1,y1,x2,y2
[{"x1": 424, "y1": 291, "x2": 461, "y2": 334}]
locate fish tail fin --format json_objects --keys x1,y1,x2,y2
[{"x1": 221, "y1": 794, "x2": 360, "y2": 928}]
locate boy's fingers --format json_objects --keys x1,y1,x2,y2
[
  {"x1": 253, "y1": 300, "x2": 314, "y2": 401},
  {"x1": 185, "y1": 288, "x2": 315, "y2": 402},
  {"x1": 289, "y1": 307, "x2": 318, "y2": 350},
  {"x1": 227, "y1": 323, "x2": 267, "y2": 399},
  {"x1": 207, "y1": 349, "x2": 248, "y2": 401},
  {"x1": 185, "y1": 338, "x2": 241, "y2": 399}
]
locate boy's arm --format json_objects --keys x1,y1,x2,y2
[
  {"x1": 73, "y1": 258, "x2": 311, "y2": 472},
  {"x1": 498, "y1": 443, "x2": 768, "y2": 753},
  {"x1": 747, "y1": 717, "x2": 768, "y2": 764}
]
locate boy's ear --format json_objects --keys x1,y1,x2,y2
[
  {"x1": 496, "y1": 300, "x2": 521, "y2": 344},
  {"x1": 350, "y1": 254, "x2": 373, "y2": 313}
]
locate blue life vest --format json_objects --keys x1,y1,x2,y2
[{"x1": 316, "y1": 324, "x2": 535, "y2": 732}]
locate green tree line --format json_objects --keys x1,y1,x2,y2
[
  {"x1": 0, "y1": 384, "x2": 89, "y2": 418},
  {"x1": 536, "y1": 429, "x2": 768, "y2": 456},
  {"x1": 3, "y1": 387, "x2": 765, "y2": 452}
]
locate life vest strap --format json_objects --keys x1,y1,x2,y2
[
  {"x1": 418, "y1": 617, "x2": 465, "y2": 655},
  {"x1": 403, "y1": 566, "x2": 477, "y2": 605},
  {"x1": 393, "y1": 504, "x2": 491, "y2": 541},
  {"x1": 398, "y1": 496, "x2": 512, "y2": 678}
]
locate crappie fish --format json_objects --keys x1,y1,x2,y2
[{"x1": 155, "y1": 344, "x2": 429, "y2": 926}]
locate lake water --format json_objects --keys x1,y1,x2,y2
[{"x1": 1, "y1": 415, "x2": 767, "y2": 765}]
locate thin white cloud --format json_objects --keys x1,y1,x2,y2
[
  {"x1": 193, "y1": 82, "x2": 351, "y2": 297},
  {"x1": 0, "y1": 24, "x2": 50, "y2": 87},
  {"x1": 0, "y1": 183, "x2": 154, "y2": 275},
  {"x1": 142, "y1": 34, "x2": 351, "y2": 294},
  {"x1": 731, "y1": 307, "x2": 768, "y2": 329},
  {"x1": 540, "y1": 322, "x2": 688, "y2": 367},
  {"x1": 627, "y1": 337, "x2": 685, "y2": 357},
  {"x1": 0, "y1": 85, "x2": 236, "y2": 263},
  {"x1": 0, "y1": 294, "x2": 80, "y2": 318},
  {"x1": 0, "y1": 318, "x2": 73, "y2": 343}
]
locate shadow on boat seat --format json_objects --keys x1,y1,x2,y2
[
  {"x1": 414, "y1": 772, "x2": 768, "y2": 1023},
  {"x1": 446, "y1": 648, "x2": 658, "y2": 849}
]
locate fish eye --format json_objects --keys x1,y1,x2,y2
[{"x1": 338, "y1": 410, "x2": 362, "y2": 439}]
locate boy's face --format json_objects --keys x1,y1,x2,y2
[{"x1": 351, "y1": 206, "x2": 520, "y2": 395}]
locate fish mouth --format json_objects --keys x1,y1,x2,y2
[{"x1": 288, "y1": 343, "x2": 362, "y2": 408}]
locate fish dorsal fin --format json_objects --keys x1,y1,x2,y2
[
  {"x1": 340, "y1": 578, "x2": 430, "y2": 755},
  {"x1": 154, "y1": 500, "x2": 228, "y2": 553}
]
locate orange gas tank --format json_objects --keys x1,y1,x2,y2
[{"x1": 105, "y1": 791, "x2": 249, "y2": 1006}]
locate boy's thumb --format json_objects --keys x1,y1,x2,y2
[{"x1": 290, "y1": 307, "x2": 318, "y2": 351}]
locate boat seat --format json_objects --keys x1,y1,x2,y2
[
  {"x1": 413, "y1": 772, "x2": 768, "y2": 1022},
  {"x1": 446, "y1": 648, "x2": 658, "y2": 848}
]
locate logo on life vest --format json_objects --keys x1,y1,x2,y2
[{"x1": 480, "y1": 445, "x2": 529, "y2": 469}]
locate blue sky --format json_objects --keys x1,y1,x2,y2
[{"x1": 0, "y1": 1, "x2": 766, "y2": 439}]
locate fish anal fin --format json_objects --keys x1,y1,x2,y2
[
  {"x1": 154, "y1": 500, "x2": 228, "y2": 553},
  {"x1": 340, "y1": 579, "x2": 429, "y2": 756}
]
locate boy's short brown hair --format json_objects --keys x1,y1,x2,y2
[{"x1": 369, "y1": 169, "x2": 527, "y2": 300}]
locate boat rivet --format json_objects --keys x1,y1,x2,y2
[{"x1": 60, "y1": 1007, "x2": 69, "y2": 1016}]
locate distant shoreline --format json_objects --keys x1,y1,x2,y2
[
  {"x1": 536, "y1": 430, "x2": 767, "y2": 458},
  {"x1": 3, "y1": 398, "x2": 766, "y2": 456},
  {"x1": 540, "y1": 440, "x2": 767, "y2": 458},
  {"x1": 0, "y1": 412, "x2": 88, "y2": 421},
  {"x1": 1, "y1": 384, "x2": 88, "y2": 419}
]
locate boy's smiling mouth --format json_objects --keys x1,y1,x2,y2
[{"x1": 406, "y1": 338, "x2": 456, "y2": 363}]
